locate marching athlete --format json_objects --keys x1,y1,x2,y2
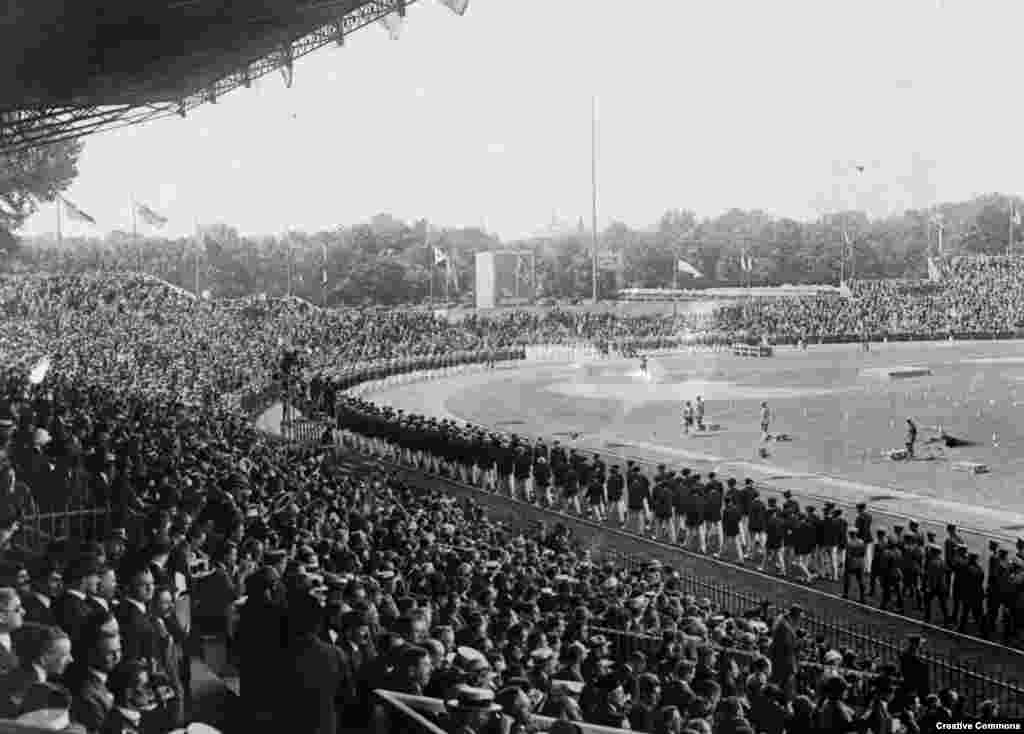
[
  {"x1": 760, "y1": 401, "x2": 771, "y2": 441},
  {"x1": 681, "y1": 400, "x2": 695, "y2": 436}
]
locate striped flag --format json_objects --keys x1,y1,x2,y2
[
  {"x1": 433, "y1": 246, "x2": 448, "y2": 265},
  {"x1": 60, "y1": 197, "x2": 96, "y2": 225},
  {"x1": 740, "y1": 253, "x2": 753, "y2": 272},
  {"x1": 135, "y1": 202, "x2": 168, "y2": 228},
  {"x1": 1013, "y1": 205, "x2": 1021, "y2": 227}
]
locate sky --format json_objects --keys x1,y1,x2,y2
[{"x1": 22, "y1": 0, "x2": 1024, "y2": 242}]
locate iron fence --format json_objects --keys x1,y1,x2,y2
[{"x1": 591, "y1": 547, "x2": 1024, "y2": 717}]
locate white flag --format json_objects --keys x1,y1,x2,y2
[
  {"x1": 28, "y1": 356, "x2": 51, "y2": 385},
  {"x1": 438, "y1": 0, "x2": 469, "y2": 14},
  {"x1": 1013, "y1": 206, "x2": 1021, "y2": 226},
  {"x1": 135, "y1": 202, "x2": 168, "y2": 228},
  {"x1": 433, "y1": 246, "x2": 448, "y2": 265},
  {"x1": 60, "y1": 197, "x2": 96, "y2": 225},
  {"x1": 677, "y1": 259, "x2": 703, "y2": 278},
  {"x1": 380, "y1": 13, "x2": 403, "y2": 40}
]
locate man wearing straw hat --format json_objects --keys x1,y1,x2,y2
[{"x1": 443, "y1": 685, "x2": 504, "y2": 734}]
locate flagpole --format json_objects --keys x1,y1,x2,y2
[
  {"x1": 193, "y1": 220, "x2": 201, "y2": 297},
  {"x1": 1009, "y1": 201, "x2": 1015, "y2": 256},
  {"x1": 132, "y1": 198, "x2": 141, "y2": 273},
  {"x1": 56, "y1": 198, "x2": 62, "y2": 246},
  {"x1": 591, "y1": 95, "x2": 599, "y2": 303},
  {"x1": 321, "y1": 242, "x2": 328, "y2": 308},
  {"x1": 444, "y1": 250, "x2": 451, "y2": 304}
]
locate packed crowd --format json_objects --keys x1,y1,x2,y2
[
  {"x1": 705, "y1": 255, "x2": 1024, "y2": 339},
  {"x1": 1, "y1": 268, "x2": 1022, "y2": 734}
]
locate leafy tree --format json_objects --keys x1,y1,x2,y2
[
  {"x1": 0, "y1": 138, "x2": 83, "y2": 265},
  {"x1": 0, "y1": 139, "x2": 82, "y2": 230}
]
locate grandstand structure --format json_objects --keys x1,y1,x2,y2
[{"x1": 0, "y1": 0, "x2": 467, "y2": 154}]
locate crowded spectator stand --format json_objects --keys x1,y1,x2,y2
[{"x1": 2, "y1": 267, "x2": 1024, "y2": 734}]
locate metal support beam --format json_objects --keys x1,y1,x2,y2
[{"x1": 1, "y1": 0, "x2": 424, "y2": 153}]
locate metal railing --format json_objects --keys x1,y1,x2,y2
[
  {"x1": 15, "y1": 504, "x2": 114, "y2": 554},
  {"x1": 593, "y1": 548, "x2": 1024, "y2": 717},
  {"x1": 379, "y1": 690, "x2": 633, "y2": 734}
]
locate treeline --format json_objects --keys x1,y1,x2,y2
[{"x1": 10, "y1": 195, "x2": 1024, "y2": 305}]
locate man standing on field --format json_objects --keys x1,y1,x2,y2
[{"x1": 760, "y1": 401, "x2": 771, "y2": 441}]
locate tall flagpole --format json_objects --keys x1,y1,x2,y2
[
  {"x1": 1009, "y1": 201, "x2": 1015, "y2": 256},
  {"x1": 321, "y1": 242, "x2": 328, "y2": 308},
  {"x1": 56, "y1": 198, "x2": 62, "y2": 246},
  {"x1": 131, "y1": 198, "x2": 141, "y2": 273},
  {"x1": 193, "y1": 220, "x2": 201, "y2": 297},
  {"x1": 444, "y1": 250, "x2": 451, "y2": 304},
  {"x1": 591, "y1": 95, "x2": 599, "y2": 303}
]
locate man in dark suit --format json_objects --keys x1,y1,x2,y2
[
  {"x1": 0, "y1": 623, "x2": 73, "y2": 718},
  {"x1": 21, "y1": 560, "x2": 62, "y2": 627},
  {"x1": 69, "y1": 631, "x2": 121, "y2": 733},
  {"x1": 769, "y1": 603, "x2": 803, "y2": 698},
  {"x1": 53, "y1": 558, "x2": 101, "y2": 648},
  {"x1": 280, "y1": 595, "x2": 351, "y2": 734},
  {"x1": 114, "y1": 564, "x2": 161, "y2": 664}
]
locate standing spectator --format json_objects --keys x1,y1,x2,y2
[
  {"x1": 115, "y1": 564, "x2": 161, "y2": 665},
  {"x1": 21, "y1": 560, "x2": 62, "y2": 627},
  {"x1": 899, "y1": 635, "x2": 929, "y2": 705},
  {"x1": 768, "y1": 604, "x2": 803, "y2": 697},
  {"x1": 53, "y1": 559, "x2": 101, "y2": 648}
]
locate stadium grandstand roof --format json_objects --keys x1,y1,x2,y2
[{"x1": 0, "y1": 0, "x2": 460, "y2": 154}]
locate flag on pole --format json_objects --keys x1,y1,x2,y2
[
  {"x1": 927, "y1": 256, "x2": 942, "y2": 283},
  {"x1": 59, "y1": 197, "x2": 96, "y2": 225},
  {"x1": 1013, "y1": 205, "x2": 1021, "y2": 226},
  {"x1": 433, "y1": 246, "x2": 449, "y2": 265},
  {"x1": 740, "y1": 253, "x2": 753, "y2": 272},
  {"x1": 677, "y1": 259, "x2": 703, "y2": 278},
  {"x1": 438, "y1": 0, "x2": 469, "y2": 15},
  {"x1": 135, "y1": 202, "x2": 168, "y2": 228},
  {"x1": 380, "y1": 12, "x2": 403, "y2": 40}
]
